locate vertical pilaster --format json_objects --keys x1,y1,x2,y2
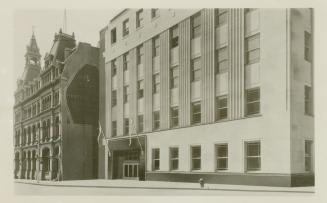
[
  {"x1": 228, "y1": 8, "x2": 245, "y2": 120},
  {"x1": 105, "y1": 62, "x2": 112, "y2": 138},
  {"x1": 144, "y1": 40, "x2": 153, "y2": 132},
  {"x1": 179, "y1": 18, "x2": 191, "y2": 127},
  {"x1": 201, "y1": 9, "x2": 216, "y2": 124},
  {"x1": 117, "y1": 56, "x2": 124, "y2": 137},
  {"x1": 129, "y1": 48, "x2": 138, "y2": 134},
  {"x1": 159, "y1": 30, "x2": 170, "y2": 130}
]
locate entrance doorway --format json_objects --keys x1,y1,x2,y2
[{"x1": 123, "y1": 162, "x2": 139, "y2": 179}]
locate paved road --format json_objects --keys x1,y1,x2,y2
[{"x1": 14, "y1": 182, "x2": 314, "y2": 196}]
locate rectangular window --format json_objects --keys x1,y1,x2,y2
[
  {"x1": 191, "y1": 146, "x2": 201, "y2": 170},
  {"x1": 170, "y1": 66, "x2": 179, "y2": 88},
  {"x1": 122, "y1": 19, "x2": 129, "y2": 36},
  {"x1": 171, "y1": 107, "x2": 179, "y2": 127},
  {"x1": 111, "y1": 59, "x2": 117, "y2": 76},
  {"x1": 151, "y1": 8, "x2": 159, "y2": 18},
  {"x1": 245, "y1": 141, "x2": 261, "y2": 171},
  {"x1": 136, "y1": 9, "x2": 144, "y2": 28},
  {"x1": 245, "y1": 34, "x2": 260, "y2": 65},
  {"x1": 153, "y1": 74, "x2": 160, "y2": 94},
  {"x1": 191, "y1": 12, "x2": 201, "y2": 39},
  {"x1": 170, "y1": 25, "x2": 179, "y2": 48},
  {"x1": 216, "y1": 144, "x2": 228, "y2": 170},
  {"x1": 123, "y1": 52, "x2": 129, "y2": 71},
  {"x1": 215, "y1": 47, "x2": 228, "y2": 74},
  {"x1": 192, "y1": 102, "x2": 201, "y2": 124},
  {"x1": 305, "y1": 140, "x2": 313, "y2": 172},
  {"x1": 305, "y1": 85, "x2": 313, "y2": 115},
  {"x1": 216, "y1": 95, "x2": 228, "y2": 121},
  {"x1": 112, "y1": 90, "x2": 117, "y2": 107},
  {"x1": 215, "y1": 9, "x2": 228, "y2": 27},
  {"x1": 123, "y1": 85, "x2": 130, "y2": 103},
  {"x1": 191, "y1": 57, "x2": 201, "y2": 82},
  {"x1": 245, "y1": 88, "x2": 260, "y2": 116},
  {"x1": 137, "y1": 80, "x2": 144, "y2": 99},
  {"x1": 305, "y1": 31, "x2": 312, "y2": 62},
  {"x1": 53, "y1": 90, "x2": 59, "y2": 106},
  {"x1": 152, "y1": 148, "x2": 160, "y2": 170},
  {"x1": 153, "y1": 36, "x2": 160, "y2": 57},
  {"x1": 111, "y1": 28, "x2": 116, "y2": 44},
  {"x1": 112, "y1": 121, "x2": 117, "y2": 137},
  {"x1": 138, "y1": 115, "x2": 144, "y2": 133},
  {"x1": 137, "y1": 45, "x2": 144, "y2": 65},
  {"x1": 153, "y1": 111, "x2": 160, "y2": 130},
  {"x1": 124, "y1": 118, "x2": 129, "y2": 136},
  {"x1": 170, "y1": 147, "x2": 179, "y2": 170}
]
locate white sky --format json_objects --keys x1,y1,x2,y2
[{"x1": 14, "y1": 9, "x2": 119, "y2": 82}]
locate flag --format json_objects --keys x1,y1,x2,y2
[{"x1": 97, "y1": 121, "x2": 104, "y2": 145}]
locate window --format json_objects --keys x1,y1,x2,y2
[
  {"x1": 153, "y1": 111, "x2": 160, "y2": 130},
  {"x1": 123, "y1": 52, "x2": 129, "y2": 71},
  {"x1": 42, "y1": 94, "x2": 52, "y2": 111},
  {"x1": 111, "y1": 59, "x2": 117, "y2": 76},
  {"x1": 111, "y1": 90, "x2": 117, "y2": 107},
  {"x1": 192, "y1": 102, "x2": 201, "y2": 124},
  {"x1": 53, "y1": 90, "x2": 59, "y2": 106},
  {"x1": 245, "y1": 141, "x2": 261, "y2": 171},
  {"x1": 152, "y1": 148, "x2": 160, "y2": 170},
  {"x1": 137, "y1": 45, "x2": 144, "y2": 65},
  {"x1": 124, "y1": 118, "x2": 129, "y2": 136},
  {"x1": 215, "y1": 9, "x2": 228, "y2": 27},
  {"x1": 304, "y1": 31, "x2": 312, "y2": 62},
  {"x1": 137, "y1": 80, "x2": 144, "y2": 99},
  {"x1": 170, "y1": 66, "x2": 179, "y2": 88},
  {"x1": 111, "y1": 28, "x2": 116, "y2": 44},
  {"x1": 170, "y1": 25, "x2": 179, "y2": 48},
  {"x1": 305, "y1": 140, "x2": 313, "y2": 172},
  {"x1": 151, "y1": 8, "x2": 159, "y2": 18},
  {"x1": 112, "y1": 121, "x2": 117, "y2": 137},
  {"x1": 216, "y1": 95, "x2": 228, "y2": 120},
  {"x1": 245, "y1": 88, "x2": 260, "y2": 116},
  {"x1": 191, "y1": 12, "x2": 201, "y2": 39},
  {"x1": 191, "y1": 146, "x2": 201, "y2": 170},
  {"x1": 122, "y1": 19, "x2": 129, "y2": 36},
  {"x1": 153, "y1": 74, "x2": 160, "y2": 94},
  {"x1": 138, "y1": 115, "x2": 144, "y2": 133},
  {"x1": 216, "y1": 144, "x2": 228, "y2": 170},
  {"x1": 191, "y1": 57, "x2": 201, "y2": 82},
  {"x1": 305, "y1": 85, "x2": 313, "y2": 115},
  {"x1": 153, "y1": 36, "x2": 160, "y2": 57},
  {"x1": 136, "y1": 9, "x2": 144, "y2": 28},
  {"x1": 123, "y1": 85, "x2": 130, "y2": 103},
  {"x1": 171, "y1": 107, "x2": 179, "y2": 127},
  {"x1": 170, "y1": 147, "x2": 179, "y2": 170},
  {"x1": 215, "y1": 47, "x2": 228, "y2": 74},
  {"x1": 245, "y1": 34, "x2": 260, "y2": 65}
]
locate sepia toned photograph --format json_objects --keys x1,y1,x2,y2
[{"x1": 11, "y1": 7, "x2": 315, "y2": 196}]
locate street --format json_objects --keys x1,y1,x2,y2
[{"x1": 14, "y1": 182, "x2": 314, "y2": 196}]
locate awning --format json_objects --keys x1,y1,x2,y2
[{"x1": 107, "y1": 135, "x2": 146, "y2": 151}]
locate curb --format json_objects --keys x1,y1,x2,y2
[{"x1": 14, "y1": 181, "x2": 314, "y2": 193}]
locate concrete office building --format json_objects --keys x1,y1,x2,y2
[
  {"x1": 99, "y1": 8, "x2": 314, "y2": 186},
  {"x1": 13, "y1": 29, "x2": 100, "y2": 181}
]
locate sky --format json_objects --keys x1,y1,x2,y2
[{"x1": 14, "y1": 9, "x2": 119, "y2": 82}]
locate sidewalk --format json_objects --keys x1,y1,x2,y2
[{"x1": 14, "y1": 179, "x2": 314, "y2": 193}]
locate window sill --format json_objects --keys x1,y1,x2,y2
[
  {"x1": 151, "y1": 15, "x2": 160, "y2": 21},
  {"x1": 244, "y1": 113, "x2": 262, "y2": 118},
  {"x1": 136, "y1": 25, "x2": 144, "y2": 31}
]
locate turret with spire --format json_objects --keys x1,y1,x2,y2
[{"x1": 24, "y1": 30, "x2": 41, "y2": 67}]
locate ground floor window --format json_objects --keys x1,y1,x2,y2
[
  {"x1": 152, "y1": 148, "x2": 160, "y2": 170},
  {"x1": 305, "y1": 140, "x2": 313, "y2": 172},
  {"x1": 245, "y1": 141, "x2": 261, "y2": 171},
  {"x1": 169, "y1": 147, "x2": 179, "y2": 170},
  {"x1": 216, "y1": 144, "x2": 228, "y2": 170},
  {"x1": 191, "y1": 146, "x2": 201, "y2": 170}
]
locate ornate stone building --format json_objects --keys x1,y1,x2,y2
[{"x1": 14, "y1": 29, "x2": 100, "y2": 181}]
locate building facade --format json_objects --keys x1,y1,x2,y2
[
  {"x1": 99, "y1": 8, "x2": 314, "y2": 186},
  {"x1": 14, "y1": 30, "x2": 100, "y2": 181}
]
